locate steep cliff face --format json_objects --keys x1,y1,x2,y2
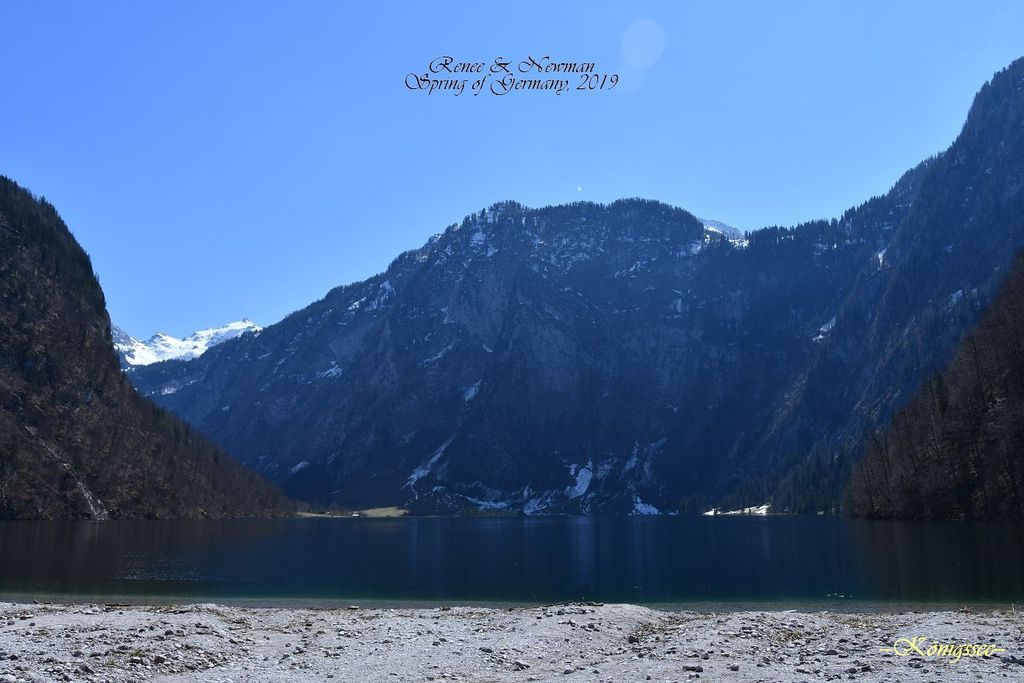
[
  {"x1": 130, "y1": 59, "x2": 1024, "y2": 515},
  {"x1": 0, "y1": 177, "x2": 292, "y2": 519}
]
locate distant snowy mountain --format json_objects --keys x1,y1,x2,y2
[
  {"x1": 113, "y1": 319, "x2": 261, "y2": 367},
  {"x1": 699, "y1": 218, "x2": 744, "y2": 240}
]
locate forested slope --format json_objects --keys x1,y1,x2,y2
[{"x1": 0, "y1": 177, "x2": 293, "y2": 519}]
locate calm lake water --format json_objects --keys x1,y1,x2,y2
[{"x1": 1, "y1": 516, "x2": 1022, "y2": 606}]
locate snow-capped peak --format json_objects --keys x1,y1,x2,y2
[{"x1": 113, "y1": 319, "x2": 261, "y2": 367}]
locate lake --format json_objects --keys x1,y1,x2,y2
[{"x1": 1, "y1": 516, "x2": 1022, "y2": 607}]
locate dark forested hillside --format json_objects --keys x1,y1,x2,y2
[
  {"x1": 129, "y1": 57, "x2": 1024, "y2": 516},
  {"x1": 845, "y1": 252, "x2": 1024, "y2": 519},
  {"x1": 0, "y1": 177, "x2": 292, "y2": 519}
]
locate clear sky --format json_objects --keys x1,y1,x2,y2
[{"x1": 2, "y1": 2, "x2": 1023, "y2": 338}]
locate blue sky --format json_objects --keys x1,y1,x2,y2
[{"x1": 2, "y1": 2, "x2": 1023, "y2": 337}]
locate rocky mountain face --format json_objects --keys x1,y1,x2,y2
[
  {"x1": 130, "y1": 58, "x2": 1024, "y2": 515},
  {"x1": 113, "y1": 319, "x2": 261, "y2": 368},
  {"x1": 0, "y1": 177, "x2": 292, "y2": 519}
]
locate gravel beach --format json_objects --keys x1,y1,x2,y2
[{"x1": 0, "y1": 602, "x2": 1021, "y2": 682}]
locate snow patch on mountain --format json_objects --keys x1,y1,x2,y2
[
  {"x1": 420, "y1": 344, "x2": 454, "y2": 366},
  {"x1": 565, "y1": 461, "x2": 593, "y2": 499},
  {"x1": 523, "y1": 489, "x2": 557, "y2": 515},
  {"x1": 315, "y1": 365, "x2": 344, "y2": 381},
  {"x1": 461, "y1": 494, "x2": 509, "y2": 510},
  {"x1": 811, "y1": 316, "x2": 836, "y2": 343},
  {"x1": 366, "y1": 280, "x2": 394, "y2": 311},
  {"x1": 463, "y1": 380, "x2": 481, "y2": 401},
  {"x1": 631, "y1": 496, "x2": 660, "y2": 515},
  {"x1": 405, "y1": 438, "x2": 452, "y2": 497}
]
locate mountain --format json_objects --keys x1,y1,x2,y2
[
  {"x1": 130, "y1": 191, "x2": 915, "y2": 514},
  {"x1": 129, "y1": 58, "x2": 1024, "y2": 515},
  {"x1": 113, "y1": 319, "x2": 261, "y2": 368},
  {"x1": 844, "y1": 251, "x2": 1024, "y2": 519},
  {"x1": 0, "y1": 176, "x2": 292, "y2": 519}
]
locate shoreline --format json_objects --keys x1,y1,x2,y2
[
  {"x1": 1, "y1": 602, "x2": 1021, "y2": 682},
  {"x1": 1, "y1": 593, "x2": 1020, "y2": 613}
]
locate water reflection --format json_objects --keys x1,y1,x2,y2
[
  {"x1": 850, "y1": 519, "x2": 1024, "y2": 602},
  {"x1": 0, "y1": 517, "x2": 1021, "y2": 604}
]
